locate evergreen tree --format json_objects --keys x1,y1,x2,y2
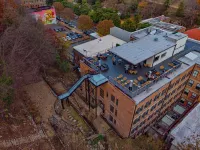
[
  {"x1": 176, "y1": 1, "x2": 184, "y2": 17},
  {"x1": 163, "y1": 0, "x2": 171, "y2": 10}
]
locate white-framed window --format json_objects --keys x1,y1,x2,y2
[
  {"x1": 154, "y1": 56, "x2": 159, "y2": 62},
  {"x1": 161, "y1": 52, "x2": 167, "y2": 58},
  {"x1": 196, "y1": 83, "x2": 200, "y2": 90},
  {"x1": 191, "y1": 93, "x2": 197, "y2": 99},
  {"x1": 192, "y1": 70, "x2": 199, "y2": 77},
  {"x1": 188, "y1": 80, "x2": 194, "y2": 87}
]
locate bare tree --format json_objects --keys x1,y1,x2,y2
[{"x1": 0, "y1": 10, "x2": 56, "y2": 88}]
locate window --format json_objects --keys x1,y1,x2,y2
[
  {"x1": 184, "y1": 89, "x2": 189, "y2": 95},
  {"x1": 111, "y1": 94, "x2": 115, "y2": 103},
  {"x1": 100, "y1": 88, "x2": 104, "y2": 98},
  {"x1": 133, "y1": 116, "x2": 140, "y2": 124},
  {"x1": 181, "y1": 75, "x2": 187, "y2": 81},
  {"x1": 116, "y1": 99, "x2": 119, "y2": 106},
  {"x1": 180, "y1": 98, "x2": 185, "y2": 104},
  {"x1": 145, "y1": 100, "x2": 152, "y2": 108},
  {"x1": 196, "y1": 84, "x2": 200, "y2": 90},
  {"x1": 161, "y1": 52, "x2": 167, "y2": 58},
  {"x1": 154, "y1": 93, "x2": 160, "y2": 101},
  {"x1": 106, "y1": 92, "x2": 108, "y2": 97},
  {"x1": 109, "y1": 115, "x2": 113, "y2": 122},
  {"x1": 162, "y1": 89, "x2": 167, "y2": 96},
  {"x1": 154, "y1": 56, "x2": 159, "y2": 62},
  {"x1": 192, "y1": 70, "x2": 199, "y2": 77},
  {"x1": 114, "y1": 119, "x2": 116, "y2": 124},
  {"x1": 150, "y1": 104, "x2": 157, "y2": 111},
  {"x1": 158, "y1": 100, "x2": 163, "y2": 106},
  {"x1": 191, "y1": 93, "x2": 197, "y2": 99},
  {"x1": 115, "y1": 110, "x2": 117, "y2": 116},
  {"x1": 176, "y1": 79, "x2": 181, "y2": 85},
  {"x1": 188, "y1": 80, "x2": 194, "y2": 87},
  {"x1": 110, "y1": 105, "x2": 114, "y2": 113},
  {"x1": 136, "y1": 106, "x2": 143, "y2": 114}
]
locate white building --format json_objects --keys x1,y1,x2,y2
[{"x1": 110, "y1": 27, "x2": 188, "y2": 67}]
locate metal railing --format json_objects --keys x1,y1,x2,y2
[
  {"x1": 108, "y1": 62, "x2": 182, "y2": 98},
  {"x1": 82, "y1": 57, "x2": 100, "y2": 72}
]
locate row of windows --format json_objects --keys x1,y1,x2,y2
[
  {"x1": 136, "y1": 74, "x2": 188, "y2": 116},
  {"x1": 110, "y1": 105, "x2": 118, "y2": 116},
  {"x1": 100, "y1": 88, "x2": 119, "y2": 106},
  {"x1": 109, "y1": 115, "x2": 116, "y2": 124},
  {"x1": 188, "y1": 80, "x2": 200, "y2": 90},
  {"x1": 131, "y1": 114, "x2": 154, "y2": 134},
  {"x1": 184, "y1": 89, "x2": 198, "y2": 99}
]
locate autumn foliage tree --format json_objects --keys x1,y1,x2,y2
[
  {"x1": 53, "y1": 2, "x2": 64, "y2": 15},
  {"x1": 61, "y1": 8, "x2": 75, "y2": 21},
  {"x1": 77, "y1": 15, "x2": 93, "y2": 30},
  {"x1": 97, "y1": 20, "x2": 114, "y2": 36}
]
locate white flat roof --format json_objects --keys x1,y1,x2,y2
[
  {"x1": 110, "y1": 33, "x2": 176, "y2": 65},
  {"x1": 170, "y1": 103, "x2": 200, "y2": 147},
  {"x1": 73, "y1": 35, "x2": 126, "y2": 57}
]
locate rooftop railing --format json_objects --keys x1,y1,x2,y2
[
  {"x1": 108, "y1": 62, "x2": 182, "y2": 98},
  {"x1": 82, "y1": 57, "x2": 100, "y2": 73}
]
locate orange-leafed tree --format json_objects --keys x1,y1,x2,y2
[
  {"x1": 197, "y1": 0, "x2": 200, "y2": 5},
  {"x1": 97, "y1": 20, "x2": 114, "y2": 36},
  {"x1": 61, "y1": 8, "x2": 75, "y2": 21},
  {"x1": 77, "y1": 15, "x2": 93, "y2": 30},
  {"x1": 53, "y1": 2, "x2": 64, "y2": 15},
  {"x1": 138, "y1": 1, "x2": 148, "y2": 9}
]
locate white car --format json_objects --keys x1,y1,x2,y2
[
  {"x1": 62, "y1": 37, "x2": 68, "y2": 42},
  {"x1": 66, "y1": 36, "x2": 71, "y2": 41}
]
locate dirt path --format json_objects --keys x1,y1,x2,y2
[{"x1": 0, "y1": 130, "x2": 46, "y2": 148}]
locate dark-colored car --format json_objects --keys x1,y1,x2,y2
[{"x1": 100, "y1": 64, "x2": 109, "y2": 72}]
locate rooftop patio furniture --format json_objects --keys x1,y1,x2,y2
[
  {"x1": 138, "y1": 76, "x2": 144, "y2": 81},
  {"x1": 121, "y1": 77, "x2": 127, "y2": 82},
  {"x1": 118, "y1": 59, "x2": 122, "y2": 64},
  {"x1": 129, "y1": 70, "x2": 138, "y2": 75},
  {"x1": 134, "y1": 79, "x2": 138, "y2": 85},
  {"x1": 100, "y1": 63, "x2": 109, "y2": 72},
  {"x1": 100, "y1": 55, "x2": 107, "y2": 60},
  {"x1": 160, "y1": 65, "x2": 164, "y2": 70},
  {"x1": 144, "y1": 63, "x2": 151, "y2": 67},
  {"x1": 156, "y1": 71, "x2": 161, "y2": 76},
  {"x1": 117, "y1": 74, "x2": 123, "y2": 79},
  {"x1": 168, "y1": 62, "x2": 174, "y2": 67},
  {"x1": 124, "y1": 80, "x2": 130, "y2": 85}
]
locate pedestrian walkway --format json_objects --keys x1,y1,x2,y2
[{"x1": 0, "y1": 130, "x2": 46, "y2": 148}]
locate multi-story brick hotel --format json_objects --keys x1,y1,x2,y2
[{"x1": 59, "y1": 26, "x2": 200, "y2": 138}]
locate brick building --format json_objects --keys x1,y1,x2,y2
[{"x1": 69, "y1": 27, "x2": 200, "y2": 138}]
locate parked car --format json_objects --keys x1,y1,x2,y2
[
  {"x1": 77, "y1": 33, "x2": 83, "y2": 38},
  {"x1": 100, "y1": 64, "x2": 109, "y2": 72},
  {"x1": 56, "y1": 16, "x2": 61, "y2": 21},
  {"x1": 62, "y1": 37, "x2": 68, "y2": 42},
  {"x1": 60, "y1": 18, "x2": 64, "y2": 22},
  {"x1": 60, "y1": 28, "x2": 66, "y2": 31},
  {"x1": 66, "y1": 36, "x2": 71, "y2": 41},
  {"x1": 54, "y1": 28, "x2": 59, "y2": 32}
]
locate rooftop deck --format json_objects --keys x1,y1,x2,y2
[
  {"x1": 83, "y1": 52, "x2": 182, "y2": 99},
  {"x1": 82, "y1": 39, "x2": 200, "y2": 103}
]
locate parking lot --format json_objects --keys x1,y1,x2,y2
[{"x1": 47, "y1": 23, "x2": 90, "y2": 45}]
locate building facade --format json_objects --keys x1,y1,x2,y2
[
  {"x1": 73, "y1": 27, "x2": 200, "y2": 138},
  {"x1": 21, "y1": 0, "x2": 46, "y2": 8}
]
